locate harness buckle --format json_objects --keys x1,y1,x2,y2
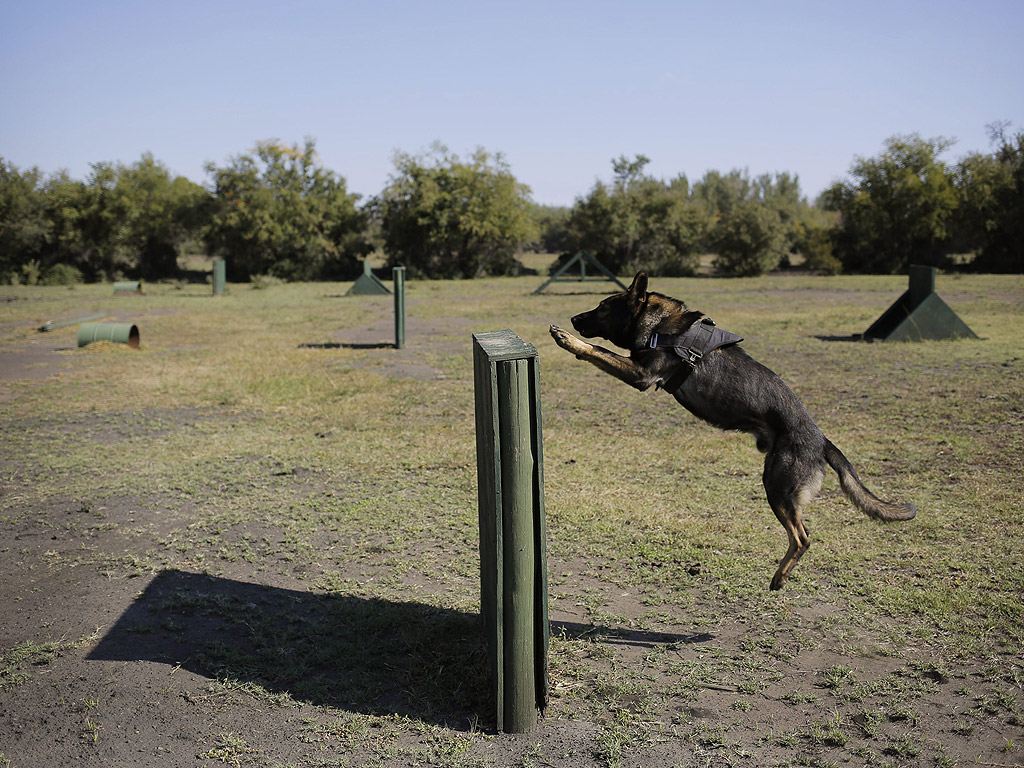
[{"x1": 648, "y1": 333, "x2": 659, "y2": 349}]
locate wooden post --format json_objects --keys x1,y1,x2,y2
[
  {"x1": 393, "y1": 266, "x2": 406, "y2": 349},
  {"x1": 473, "y1": 330, "x2": 548, "y2": 733},
  {"x1": 212, "y1": 259, "x2": 226, "y2": 296}
]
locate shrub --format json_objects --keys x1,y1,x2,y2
[
  {"x1": 40, "y1": 263, "x2": 84, "y2": 286},
  {"x1": 710, "y1": 203, "x2": 788, "y2": 276}
]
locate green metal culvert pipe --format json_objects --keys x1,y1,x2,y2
[
  {"x1": 113, "y1": 281, "x2": 143, "y2": 294},
  {"x1": 77, "y1": 323, "x2": 140, "y2": 349}
]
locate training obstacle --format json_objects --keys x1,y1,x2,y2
[
  {"x1": 346, "y1": 260, "x2": 391, "y2": 296},
  {"x1": 864, "y1": 265, "x2": 978, "y2": 341},
  {"x1": 77, "y1": 322, "x2": 140, "y2": 348},
  {"x1": 393, "y1": 266, "x2": 406, "y2": 349},
  {"x1": 212, "y1": 259, "x2": 226, "y2": 296},
  {"x1": 113, "y1": 281, "x2": 143, "y2": 295},
  {"x1": 533, "y1": 251, "x2": 628, "y2": 294},
  {"x1": 472, "y1": 330, "x2": 549, "y2": 733}
]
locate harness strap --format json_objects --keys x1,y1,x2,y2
[{"x1": 648, "y1": 317, "x2": 743, "y2": 394}]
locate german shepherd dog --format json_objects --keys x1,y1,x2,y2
[{"x1": 549, "y1": 271, "x2": 915, "y2": 590}]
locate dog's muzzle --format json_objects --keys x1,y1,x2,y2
[{"x1": 570, "y1": 313, "x2": 590, "y2": 336}]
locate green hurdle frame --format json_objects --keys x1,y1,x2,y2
[
  {"x1": 472, "y1": 330, "x2": 549, "y2": 733},
  {"x1": 533, "y1": 251, "x2": 628, "y2": 294}
]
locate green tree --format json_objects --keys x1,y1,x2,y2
[
  {"x1": 115, "y1": 153, "x2": 208, "y2": 279},
  {"x1": 561, "y1": 155, "x2": 707, "y2": 276},
  {"x1": 953, "y1": 126, "x2": 1024, "y2": 272},
  {"x1": 204, "y1": 138, "x2": 369, "y2": 281},
  {"x1": 710, "y1": 201, "x2": 788, "y2": 276},
  {"x1": 373, "y1": 143, "x2": 536, "y2": 278},
  {"x1": 49, "y1": 162, "x2": 125, "y2": 281},
  {"x1": 0, "y1": 159, "x2": 49, "y2": 281},
  {"x1": 822, "y1": 134, "x2": 958, "y2": 273},
  {"x1": 526, "y1": 204, "x2": 571, "y2": 254},
  {"x1": 691, "y1": 168, "x2": 754, "y2": 220}
]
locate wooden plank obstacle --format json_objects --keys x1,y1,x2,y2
[{"x1": 472, "y1": 330, "x2": 549, "y2": 733}]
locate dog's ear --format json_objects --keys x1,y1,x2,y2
[{"x1": 628, "y1": 271, "x2": 648, "y2": 298}]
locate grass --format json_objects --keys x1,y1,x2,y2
[{"x1": 1, "y1": 272, "x2": 1023, "y2": 766}]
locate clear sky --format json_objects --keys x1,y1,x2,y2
[{"x1": 2, "y1": 0, "x2": 1022, "y2": 207}]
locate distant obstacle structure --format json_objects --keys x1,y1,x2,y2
[
  {"x1": 533, "y1": 251, "x2": 628, "y2": 294},
  {"x1": 864, "y1": 265, "x2": 978, "y2": 341},
  {"x1": 346, "y1": 260, "x2": 391, "y2": 296}
]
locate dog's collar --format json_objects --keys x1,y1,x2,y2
[{"x1": 647, "y1": 317, "x2": 743, "y2": 393}]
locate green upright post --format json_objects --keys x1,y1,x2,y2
[
  {"x1": 473, "y1": 330, "x2": 548, "y2": 733},
  {"x1": 393, "y1": 267, "x2": 406, "y2": 349},
  {"x1": 213, "y1": 259, "x2": 226, "y2": 296}
]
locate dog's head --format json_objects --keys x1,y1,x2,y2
[{"x1": 571, "y1": 271, "x2": 650, "y2": 348}]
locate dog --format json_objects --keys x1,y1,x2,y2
[{"x1": 549, "y1": 271, "x2": 915, "y2": 590}]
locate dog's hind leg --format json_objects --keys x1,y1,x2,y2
[{"x1": 764, "y1": 451, "x2": 823, "y2": 590}]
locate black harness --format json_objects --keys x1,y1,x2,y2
[{"x1": 646, "y1": 317, "x2": 743, "y2": 394}]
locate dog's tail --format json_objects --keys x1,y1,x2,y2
[{"x1": 824, "y1": 439, "x2": 916, "y2": 521}]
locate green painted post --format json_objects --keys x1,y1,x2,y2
[
  {"x1": 473, "y1": 330, "x2": 548, "y2": 733},
  {"x1": 213, "y1": 259, "x2": 226, "y2": 296},
  {"x1": 393, "y1": 266, "x2": 406, "y2": 349},
  {"x1": 908, "y1": 264, "x2": 935, "y2": 308}
]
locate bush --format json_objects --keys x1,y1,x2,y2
[
  {"x1": 561, "y1": 157, "x2": 707, "y2": 277},
  {"x1": 710, "y1": 203, "x2": 788, "y2": 276},
  {"x1": 794, "y1": 223, "x2": 842, "y2": 274},
  {"x1": 40, "y1": 263, "x2": 84, "y2": 286},
  {"x1": 375, "y1": 143, "x2": 536, "y2": 279}
]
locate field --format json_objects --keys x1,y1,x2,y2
[{"x1": 1, "y1": 270, "x2": 1022, "y2": 768}]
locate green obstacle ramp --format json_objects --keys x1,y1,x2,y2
[
  {"x1": 864, "y1": 265, "x2": 978, "y2": 342},
  {"x1": 346, "y1": 260, "x2": 391, "y2": 296}
]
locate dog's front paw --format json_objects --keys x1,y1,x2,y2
[{"x1": 549, "y1": 325, "x2": 590, "y2": 357}]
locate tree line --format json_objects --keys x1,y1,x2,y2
[{"x1": 2, "y1": 128, "x2": 1021, "y2": 285}]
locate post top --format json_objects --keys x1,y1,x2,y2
[{"x1": 473, "y1": 330, "x2": 538, "y2": 361}]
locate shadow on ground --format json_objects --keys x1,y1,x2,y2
[
  {"x1": 89, "y1": 570, "x2": 486, "y2": 728},
  {"x1": 299, "y1": 342, "x2": 395, "y2": 350},
  {"x1": 814, "y1": 334, "x2": 866, "y2": 343},
  {"x1": 88, "y1": 570, "x2": 703, "y2": 730}
]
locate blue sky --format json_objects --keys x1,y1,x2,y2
[{"x1": 2, "y1": 0, "x2": 1022, "y2": 206}]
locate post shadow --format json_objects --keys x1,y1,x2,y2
[
  {"x1": 88, "y1": 570, "x2": 488, "y2": 728},
  {"x1": 814, "y1": 334, "x2": 865, "y2": 343},
  {"x1": 88, "y1": 570, "x2": 711, "y2": 730},
  {"x1": 298, "y1": 342, "x2": 395, "y2": 350},
  {"x1": 551, "y1": 621, "x2": 714, "y2": 648}
]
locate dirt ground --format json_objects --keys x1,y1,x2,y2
[{"x1": 1, "y1": 281, "x2": 1022, "y2": 768}]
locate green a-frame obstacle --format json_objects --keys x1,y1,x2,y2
[
  {"x1": 533, "y1": 251, "x2": 628, "y2": 294},
  {"x1": 346, "y1": 260, "x2": 391, "y2": 296},
  {"x1": 864, "y1": 265, "x2": 978, "y2": 341}
]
